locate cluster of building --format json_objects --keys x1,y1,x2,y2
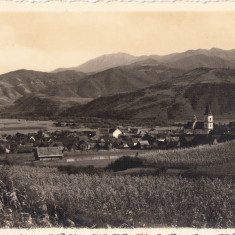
[{"x1": 0, "y1": 105, "x2": 234, "y2": 160}]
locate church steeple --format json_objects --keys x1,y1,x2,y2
[
  {"x1": 204, "y1": 104, "x2": 213, "y2": 132},
  {"x1": 204, "y1": 103, "x2": 212, "y2": 116}
]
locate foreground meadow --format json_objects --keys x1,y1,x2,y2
[
  {"x1": 0, "y1": 141, "x2": 234, "y2": 228},
  {"x1": 0, "y1": 166, "x2": 234, "y2": 228}
]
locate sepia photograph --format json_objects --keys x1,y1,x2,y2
[{"x1": 0, "y1": 1, "x2": 234, "y2": 233}]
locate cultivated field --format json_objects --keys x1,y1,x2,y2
[
  {"x1": 0, "y1": 165, "x2": 233, "y2": 228},
  {"x1": 140, "y1": 141, "x2": 235, "y2": 168},
  {"x1": 0, "y1": 140, "x2": 234, "y2": 228},
  {"x1": 0, "y1": 118, "x2": 94, "y2": 135}
]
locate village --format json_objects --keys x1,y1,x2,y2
[{"x1": 0, "y1": 105, "x2": 234, "y2": 161}]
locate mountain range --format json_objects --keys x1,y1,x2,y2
[
  {"x1": 61, "y1": 68, "x2": 235, "y2": 121},
  {"x1": 1, "y1": 48, "x2": 235, "y2": 121},
  {"x1": 53, "y1": 48, "x2": 235, "y2": 73}
]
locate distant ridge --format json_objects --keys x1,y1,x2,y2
[
  {"x1": 53, "y1": 52, "x2": 140, "y2": 73},
  {"x1": 52, "y1": 48, "x2": 235, "y2": 73}
]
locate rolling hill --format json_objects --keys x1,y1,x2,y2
[
  {"x1": 74, "y1": 60, "x2": 184, "y2": 98},
  {"x1": 61, "y1": 68, "x2": 235, "y2": 121},
  {"x1": 2, "y1": 94, "x2": 63, "y2": 117},
  {"x1": 0, "y1": 69, "x2": 87, "y2": 106},
  {"x1": 0, "y1": 61, "x2": 184, "y2": 107}
]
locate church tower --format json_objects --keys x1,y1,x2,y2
[{"x1": 204, "y1": 104, "x2": 213, "y2": 132}]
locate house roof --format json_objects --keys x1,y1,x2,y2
[
  {"x1": 109, "y1": 128, "x2": 117, "y2": 133},
  {"x1": 131, "y1": 138, "x2": 139, "y2": 143},
  {"x1": 138, "y1": 140, "x2": 150, "y2": 145},
  {"x1": 184, "y1": 121, "x2": 194, "y2": 129},
  {"x1": 78, "y1": 140, "x2": 90, "y2": 145},
  {"x1": 36, "y1": 147, "x2": 63, "y2": 158},
  {"x1": 97, "y1": 128, "x2": 109, "y2": 135},
  {"x1": 17, "y1": 145, "x2": 33, "y2": 152},
  {"x1": 183, "y1": 136, "x2": 195, "y2": 142},
  {"x1": 49, "y1": 141, "x2": 63, "y2": 147},
  {"x1": 166, "y1": 136, "x2": 180, "y2": 142},
  {"x1": 109, "y1": 128, "x2": 122, "y2": 134},
  {"x1": 78, "y1": 136, "x2": 89, "y2": 142}
]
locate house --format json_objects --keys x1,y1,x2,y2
[
  {"x1": 151, "y1": 139, "x2": 159, "y2": 149},
  {"x1": 0, "y1": 142, "x2": 11, "y2": 154},
  {"x1": 49, "y1": 141, "x2": 64, "y2": 151},
  {"x1": 109, "y1": 128, "x2": 122, "y2": 139},
  {"x1": 78, "y1": 140, "x2": 90, "y2": 151},
  {"x1": 96, "y1": 136, "x2": 114, "y2": 150},
  {"x1": 112, "y1": 139, "x2": 124, "y2": 149},
  {"x1": 17, "y1": 144, "x2": 33, "y2": 153},
  {"x1": 137, "y1": 140, "x2": 150, "y2": 149},
  {"x1": 86, "y1": 131, "x2": 96, "y2": 138},
  {"x1": 157, "y1": 139, "x2": 168, "y2": 149},
  {"x1": 165, "y1": 136, "x2": 180, "y2": 149},
  {"x1": 184, "y1": 121, "x2": 205, "y2": 135},
  {"x1": 42, "y1": 132, "x2": 51, "y2": 139},
  {"x1": 34, "y1": 147, "x2": 63, "y2": 160},
  {"x1": 137, "y1": 129, "x2": 149, "y2": 136},
  {"x1": 78, "y1": 135, "x2": 90, "y2": 142},
  {"x1": 67, "y1": 143, "x2": 79, "y2": 152},
  {"x1": 9, "y1": 143, "x2": 17, "y2": 153},
  {"x1": 49, "y1": 141, "x2": 63, "y2": 147},
  {"x1": 127, "y1": 127, "x2": 139, "y2": 134},
  {"x1": 89, "y1": 142, "x2": 97, "y2": 149},
  {"x1": 96, "y1": 128, "x2": 109, "y2": 137},
  {"x1": 29, "y1": 136, "x2": 36, "y2": 143},
  {"x1": 123, "y1": 141, "x2": 130, "y2": 149},
  {"x1": 184, "y1": 104, "x2": 214, "y2": 135},
  {"x1": 127, "y1": 138, "x2": 139, "y2": 149}
]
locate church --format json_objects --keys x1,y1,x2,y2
[{"x1": 184, "y1": 104, "x2": 214, "y2": 135}]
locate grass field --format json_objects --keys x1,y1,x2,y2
[
  {"x1": 0, "y1": 118, "x2": 96, "y2": 135},
  {"x1": 0, "y1": 165, "x2": 233, "y2": 228},
  {"x1": 140, "y1": 141, "x2": 235, "y2": 168},
  {"x1": 0, "y1": 141, "x2": 234, "y2": 228}
]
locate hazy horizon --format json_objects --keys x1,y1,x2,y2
[
  {"x1": 0, "y1": 10, "x2": 235, "y2": 74},
  {"x1": 0, "y1": 47, "x2": 235, "y2": 75}
]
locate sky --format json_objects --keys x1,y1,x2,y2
[{"x1": 0, "y1": 2, "x2": 235, "y2": 74}]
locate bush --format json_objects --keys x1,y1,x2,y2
[{"x1": 107, "y1": 156, "x2": 143, "y2": 172}]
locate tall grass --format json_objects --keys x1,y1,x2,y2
[
  {"x1": 141, "y1": 141, "x2": 235, "y2": 168},
  {"x1": 0, "y1": 165, "x2": 233, "y2": 228}
]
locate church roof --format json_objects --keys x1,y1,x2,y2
[
  {"x1": 184, "y1": 121, "x2": 204, "y2": 130},
  {"x1": 204, "y1": 104, "x2": 212, "y2": 115},
  {"x1": 184, "y1": 121, "x2": 194, "y2": 129},
  {"x1": 194, "y1": 122, "x2": 205, "y2": 129}
]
